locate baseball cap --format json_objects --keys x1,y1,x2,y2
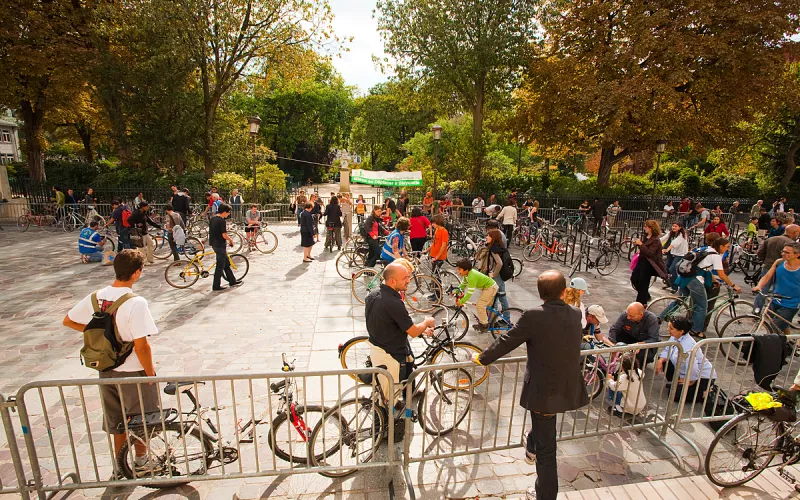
[
  {"x1": 586, "y1": 305, "x2": 609, "y2": 324},
  {"x1": 569, "y1": 277, "x2": 590, "y2": 294}
]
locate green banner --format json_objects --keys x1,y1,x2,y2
[{"x1": 350, "y1": 169, "x2": 423, "y2": 187}]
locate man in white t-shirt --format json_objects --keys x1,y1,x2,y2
[
  {"x1": 497, "y1": 202, "x2": 518, "y2": 242},
  {"x1": 62, "y1": 250, "x2": 159, "y2": 473}
]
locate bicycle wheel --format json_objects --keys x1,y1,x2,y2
[
  {"x1": 405, "y1": 274, "x2": 442, "y2": 313},
  {"x1": 351, "y1": 268, "x2": 382, "y2": 304},
  {"x1": 705, "y1": 411, "x2": 778, "y2": 487},
  {"x1": 254, "y1": 230, "x2": 278, "y2": 254},
  {"x1": 432, "y1": 307, "x2": 470, "y2": 341},
  {"x1": 61, "y1": 214, "x2": 80, "y2": 232},
  {"x1": 117, "y1": 424, "x2": 214, "y2": 486},
  {"x1": 718, "y1": 315, "x2": 775, "y2": 364},
  {"x1": 583, "y1": 356, "x2": 607, "y2": 400},
  {"x1": 266, "y1": 404, "x2": 328, "y2": 464},
  {"x1": 228, "y1": 231, "x2": 244, "y2": 254},
  {"x1": 431, "y1": 342, "x2": 488, "y2": 388},
  {"x1": 713, "y1": 300, "x2": 755, "y2": 337},
  {"x1": 229, "y1": 254, "x2": 250, "y2": 280},
  {"x1": 512, "y1": 258, "x2": 523, "y2": 278},
  {"x1": 44, "y1": 216, "x2": 60, "y2": 232},
  {"x1": 646, "y1": 296, "x2": 690, "y2": 339},
  {"x1": 488, "y1": 307, "x2": 525, "y2": 339},
  {"x1": 182, "y1": 237, "x2": 204, "y2": 258},
  {"x1": 309, "y1": 397, "x2": 386, "y2": 478},
  {"x1": 595, "y1": 250, "x2": 619, "y2": 276},
  {"x1": 165, "y1": 261, "x2": 201, "y2": 288},
  {"x1": 338, "y1": 336, "x2": 371, "y2": 381},
  {"x1": 103, "y1": 237, "x2": 116, "y2": 252},
  {"x1": 191, "y1": 220, "x2": 209, "y2": 239},
  {"x1": 436, "y1": 270, "x2": 462, "y2": 307},
  {"x1": 522, "y1": 242, "x2": 543, "y2": 262},
  {"x1": 153, "y1": 235, "x2": 173, "y2": 260},
  {"x1": 16, "y1": 215, "x2": 30, "y2": 232},
  {"x1": 417, "y1": 368, "x2": 472, "y2": 436},
  {"x1": 446, "y1": 242, "x2": 471, "y2": 266},
  {"x1": 336, "y1": 250, "x2": 365, "y2": 280},
  {"x1": 554, "y1": 218, "x2": 567, "y2": 228}
]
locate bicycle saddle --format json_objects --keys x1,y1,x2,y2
[{"x1": 163, "y1": 381, "x2": 204, "y2": 396}]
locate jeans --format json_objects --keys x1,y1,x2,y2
[
  {"x1": 753, "y1": 268, "x2": 774, "y2": 311},
  {"x1": 703, "y1": 285, "x2": 721, "y2": 331},
  {"x1": 118, "y1": 227, "x2": 131, "y2": 250},
  {"x1": 526, "y1": 411, "x2": 558, "y2": 500},
  {"x1": 495, "y1": 276, "x2": 510, "y2": 314},
  {"x1": 84, "y1": 252, "x2": 103, "y2": 263},
  {"x1": 769, "y1": 302, "x2": 798, "y2": 332},
  {"x1": 212, "y1": 246, "x2": 236, "y2": 288},
  {"x1": 666, "y1": 254, "x2": 680, "y2": 291},
  {"x1": 664, "y1": 278, "x2": 707, "y2": 333},
  {"x1": 167, "y1": 233, "x2": 180, "y2": 261}
]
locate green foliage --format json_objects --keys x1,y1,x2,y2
[{"x1": 209, "y1": 172, "x2": 249, "y2": 193}]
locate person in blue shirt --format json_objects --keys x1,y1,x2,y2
[
  {"x1": 79, "y1": 221, "x2": 107, "y2": 263},
  {"x1": 753, "y1": 241, "x2": 800, "y2": 334},
  {"x1": 381, "y1": 217, "x2": 410, "y2": 263},
  {"x1": 656, "y1": 316, "x2": 716, "y2": 403}
]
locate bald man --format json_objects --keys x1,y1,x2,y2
[
  {"x1": 365, "y1": 262, "x2": 435, "y2": 407},
  {"x1": 608, "y1": 302, "x2": 660, "y2": 367}
]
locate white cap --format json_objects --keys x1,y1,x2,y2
[
  {"x1": 586, "y1": 305, "x2": 609, "y2": 324},
  {"x1": 569, "y1": 277, "x2": 590, "y2": 295}
]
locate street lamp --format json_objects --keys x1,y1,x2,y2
[
  {"x1": 517, "y1": 135, "x2": 524, "y2": 175},
  {"x1": 432, "y1": 124, "x2": 442, "y2": 195},
  {"x1": 248, "y1": 115, "x2": 261, "y2": 202},
  {"x1": 650, "y1": 139, "x2": 668, "y2": 215}
]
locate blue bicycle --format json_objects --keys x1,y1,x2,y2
[{"x1": 433, "y1": 286, "x2": 524, "y2": 341}]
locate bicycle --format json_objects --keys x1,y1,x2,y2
[
  {"x1": 337, "y1": 310, "x2": 488, "y2": 388},
  {"x1": 581, "y1": 337, "x2": 628, "y2": 400},
  {"x1": 244, "y1": 224, "x2": 279, "y2": 254},
  {"x1": 164, "y1": 249, "x2": 249, "y2": 289},
  {"x1": 522, "y1": 227, "x2": 573, "y2": 264},
  {"x1": 152, "y1": 229, "x2": 205, "y2": 261},
  {"x1": 309, "y1": 352, "x2": 473, "y2": 477},
  {"x1": 717, "y1": 292, "x2": 800, "y2": 364},
  {"x1": 705, "y1": 386, "x2": 800, "y2": 488},
  {"x1": 350, "y1": 261, "x2": 442, "y2": 313},
  {"x1": 324, "y1": 222, "x2": 337, "y2": 252},
  {"x1": 554, "y1": 210, "x2": 589, "y2": 231},
  {"x1": 569, "y1": 236, "x2": 620, "y2": 277},
  {"x1": 17, "y1": 207, "x2": 59, "y2": 232},
  {"x1": 431, "y1": 286, "x2": 525, "y2": 341},
  {"x1": 115, "y1": 354, "x2": 329, "y2": 485},
  {"x1": 646, "y1": 284, "x2": 753, "y2": 340}
]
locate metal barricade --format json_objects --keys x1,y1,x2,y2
[
  {"x1": 0, "y1": 394, "x2": 30, "y2": 499},
  {"x1": 401, "y1": 341, "x2": 691, "y2": 497},
  {"x1": 14, "y1": 367, "x2": 394, "y2": 496}
]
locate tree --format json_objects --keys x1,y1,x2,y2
[
  {"x1": 0, "y1": 0, "x2": 94, "y2": 180},
  {"x1": 519, "y1": 0, "x2": 800, "y2": 187},
  {"x1": 178, "y1": 0, "x2": 337, "y2": 178},
  {"x1": 376, "y1": 0, "x2": 539, "y2": 187}
]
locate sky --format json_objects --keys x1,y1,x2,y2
[{"x1": 327, "y1": 0, "x2": 393, "y2": 95}]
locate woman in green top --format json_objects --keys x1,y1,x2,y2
[
  {"x1": 455, "y1": 259, "x2": 499, "y2": 332},
  {"x1": 52, "y1": 186, "x2": 66, "y2": 220}
]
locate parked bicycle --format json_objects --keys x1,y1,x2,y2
[
  {"x1": 17, "y1": 207, "x2": 59, "y2": 232},
  {"x1": 646, "y1": 285, "x2": 753, "y2": 340},
  {"x1": 350, "y1": 260, "x2": 442, "y2": 312}
]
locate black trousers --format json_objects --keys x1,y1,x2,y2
[
  {"x1": 167, "y1": 233, "x2": 179, "y2": 261},
  {"x1": 630, "y1": 258, "x2": 655, "y2": 305},
  {"x1": 526, "y1": 411, "x2": 557, "y2": 500},
  {"x1": 613, "y1": 331, "x2": 657, "y2": 368},
  {"x1": 666, "y1": 360, "x2": 713, "y2": 403},
  {"x1": 366, "y1": 238, "x2": 382, "y2": 267},
  {"x1": 212, "y1": 246, "x2": 236, "y2": 288},
  {"x1": 410, "y1": 237, "x2": 427, "y2": 252}
]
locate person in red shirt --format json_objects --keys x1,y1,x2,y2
[
  {"x1": 678, "y1": 198, "x2": 690, "y2": 213},
  {"x1": 704, "y1": 215, "x2": 729, "y2": 237},
  {"x1": 408, "y1": 207, "x2": 431, "y2": 251},
  {"x1": 427, "y1": 215, "x2": 449, "y2": 271}
]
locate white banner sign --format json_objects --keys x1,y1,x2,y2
[{"x1": 350, "y1": 169, "x2": 423, "y2": 187}]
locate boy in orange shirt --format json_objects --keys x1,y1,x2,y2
[{"x1": 427, "y1": 214, "x2": 449, "y2": 270}]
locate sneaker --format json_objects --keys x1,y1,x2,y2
[
  {"x1": 134, "y1": 456, "x2": 157, "y2": 477},
  {"x1": 525, "y1": 449, "x2": 536, "y2": 465},
  {"x1": 472, "y1": 323, "x2": 488, "y2": 333}
]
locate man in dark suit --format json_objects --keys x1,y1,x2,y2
[{"x1": 473, "y1": 270, "x2": 588, "y2": 500}]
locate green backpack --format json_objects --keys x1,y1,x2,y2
[{"x1": 80, "y1": 292, "x2": 136, "y2": 371}]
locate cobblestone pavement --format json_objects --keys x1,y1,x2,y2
[{"x1": 0, "y1": 224, "x2": 774, "y2": 499}]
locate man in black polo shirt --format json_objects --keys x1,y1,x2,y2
[
  {"x1": 209, "y1": 203, "x2": 242, "y2": 291},
  {"x1": 365, "y1": 262, "x2": 435, "y2": 403}
]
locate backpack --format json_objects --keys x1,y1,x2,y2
[
  {"x1": 676, "y1": 248, "x2": 713, "y2": 278},
  {"x1": 80, "y1": 292, "x2": 136, "y2": 371},
  {"x1": 499, "y1": 248, "x2": 515, "y2": 281},
  {"x1": 120, "y1": 208, "x2": 132, "y2": 228}
]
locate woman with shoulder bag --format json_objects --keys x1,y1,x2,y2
[
  {"x1": 483, "y1": 229, "x2": 510, "y2": 313},
  {"x1": 661, "y1": 222, "x2": 688, "y2": 291},
  {"x1": 631, "y1": 220, "x2": 669, "y2": 306}
]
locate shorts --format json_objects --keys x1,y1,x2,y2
[
  {"x1": 368, "y1": 343, "x2": 412, "y2": 404},
  {"x1": 99, "y1": 370, "x2": 160, "y2": 434},
  {"x1": 245, "y1": 225, "x2": 257, "y2": 233}
]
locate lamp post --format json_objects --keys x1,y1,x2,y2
[
  {"x1": 516, "y1": 135, "x2": 524, "y2": 175},
  {"x1": 431, "y1": 124, "x2": 442, "y2": 196},
  {"x1": 248, "y1": 115, "x2": 261, "y2": 202},
  {"x1": 650, "y1": 139, "x2": 668, "y2": 216}
]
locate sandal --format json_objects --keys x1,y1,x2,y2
[{"x1": 692, "y1": 331, "x2": 707, "y2": 339}]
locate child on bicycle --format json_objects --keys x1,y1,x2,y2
[{"x1": 454, "y1": 259, "x2": 498, "y2": 332}]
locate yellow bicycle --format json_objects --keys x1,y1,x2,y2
[{"x1": 164, "y1": 250, "x2": 250, "y2": 288}]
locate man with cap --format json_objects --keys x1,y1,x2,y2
[{"x1": 584, "y1": 305, "x2": 611, "y2": 346}]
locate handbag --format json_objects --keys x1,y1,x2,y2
[
  {"x1": 629, "y1": 252, "x2": 640, "y2": 271},
  {"x1": 129, "y1": 227, "x2": 145, "y2": 248}
]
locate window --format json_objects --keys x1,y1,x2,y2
[
  {"x1": 0, "y1": 154, "x2": 14, "y2": 165},
  {"x1": 0, "y1": 130, "x2": 10, "y2": 143}
]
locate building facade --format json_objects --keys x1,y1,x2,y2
[{"x1": 0, "y1": 110, "x2": 21, "y2": 165}]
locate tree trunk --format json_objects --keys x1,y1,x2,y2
[
  {"x1": 202, "y1": 96, "x2": 219, "y2": 178},
  {"x1": 101, "y1": 90, "x2": 131, "y2": 163},
  {"x1": 598, "y1": 145, "x2": 630, "y2": 188},
  {"x1": 20, "y1": 99, "x2": 46, "y2": 182},
  {"x1": 74, "y1": 121, "x2": 93, "y2": 162},
  {"x1": 470, "y1": 84, "x2": 485, "y2": 190},
  {"x1": 781, "y1": 139, "x2": 800, "y2": 189},
  {"x1": 176, "y1": 156, "x2": 185, "y2": 176}
]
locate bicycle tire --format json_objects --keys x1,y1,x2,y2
[
  {"x1": 512, "y1": 258, "x2": 523, "y2": 278},
  {"x1": 432, "y1": 307, "x2": 470, "y2": 341},
  {"x1": 17, "y1": 215, "x2": 30, "y2": 232},
  {"x1": 595, "y1": 250, "x2": 619, "y2": 276},
  {"x1": 229, "y1": 254, "x2": 250, "y2": 280},
  {"x1": 351, "y1": 268, "x2": 381, "y2": 304},
  {"x1": 646, "y1": 296, "x2": 690, "y2": 339},
  {"x1": 583, "y1": 357, "x2": 607, "y2": 400},
  {"x1": 117, "y1": 423, "x2": 214, "y2": 486},
  {"x1": 405, "y1": 274, "x2": 442, "y2": 313},
  {"x1": 431, "y1": 342, "x2": 488, "y2": 388},
  {"x1": 338, "y1": 336, "x2": 371, "y2": 381},
  {"x1": 704, "y1": 411, "x2": 778, "y2": 487},
  {"x1": 718, "y1": 315, "x2": 776, "y2": 365},
  {"x1": 712, "y1": 299, "x2": 755, "y2": 337},
  {"x1": 267, "y1": 404, "x2": 328, "y2": 464},
  {"x1": 554, "y1": 218, "x2": 567, "y2": 228},
  {"x1": 254, "y1": 230, "x2": 279, "y2": 254},
  {"x1": 309, "y1": 397, "x2": 386, "y2": 478},
  {"x1": 488, "y1": 307, "x2": 525, "y2": 341},
  {"x1": 446, "y1": 242, "x2": 470, "y2": 266},
  {"x1": 182, "y1": 237, "x2": 204, "y2": 259},
  {"x1": 153, "y1": 235, "x2": 173, "y2": 260},
  {"x1": 417, "y1": 368, "x2": 472, "y2": 436},
  {"x1": 44, "y1": 215, "x2": 60, "y2": 232},
  {"x1": 104, "y1": 237, "x2": 116, "y2": 253},
  {"x1": 61, "y1": 214, "x2": 80, "y2": 232},
  {"x1": 336, "y1": 251, "x2": 365, "y2": 280},
  {"x1": 522, "y1": 242, "x2": 543, "y2": 262},
  {"x1": 227, "y1": 231, "x2": 244, "y2": 254},
  {"x1": 165, "y1": 261, "x2": 201, "y2": 288},
  {"x1": 191, "y1": 220, "x2": 209, "y2": 239},
  {"x1": 435, "y1": 270, "x2": 461, "y2": 308}
]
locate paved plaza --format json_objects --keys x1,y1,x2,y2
[{"x1": 0, "y1": 221, "x2": 782, "y2": 499}]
